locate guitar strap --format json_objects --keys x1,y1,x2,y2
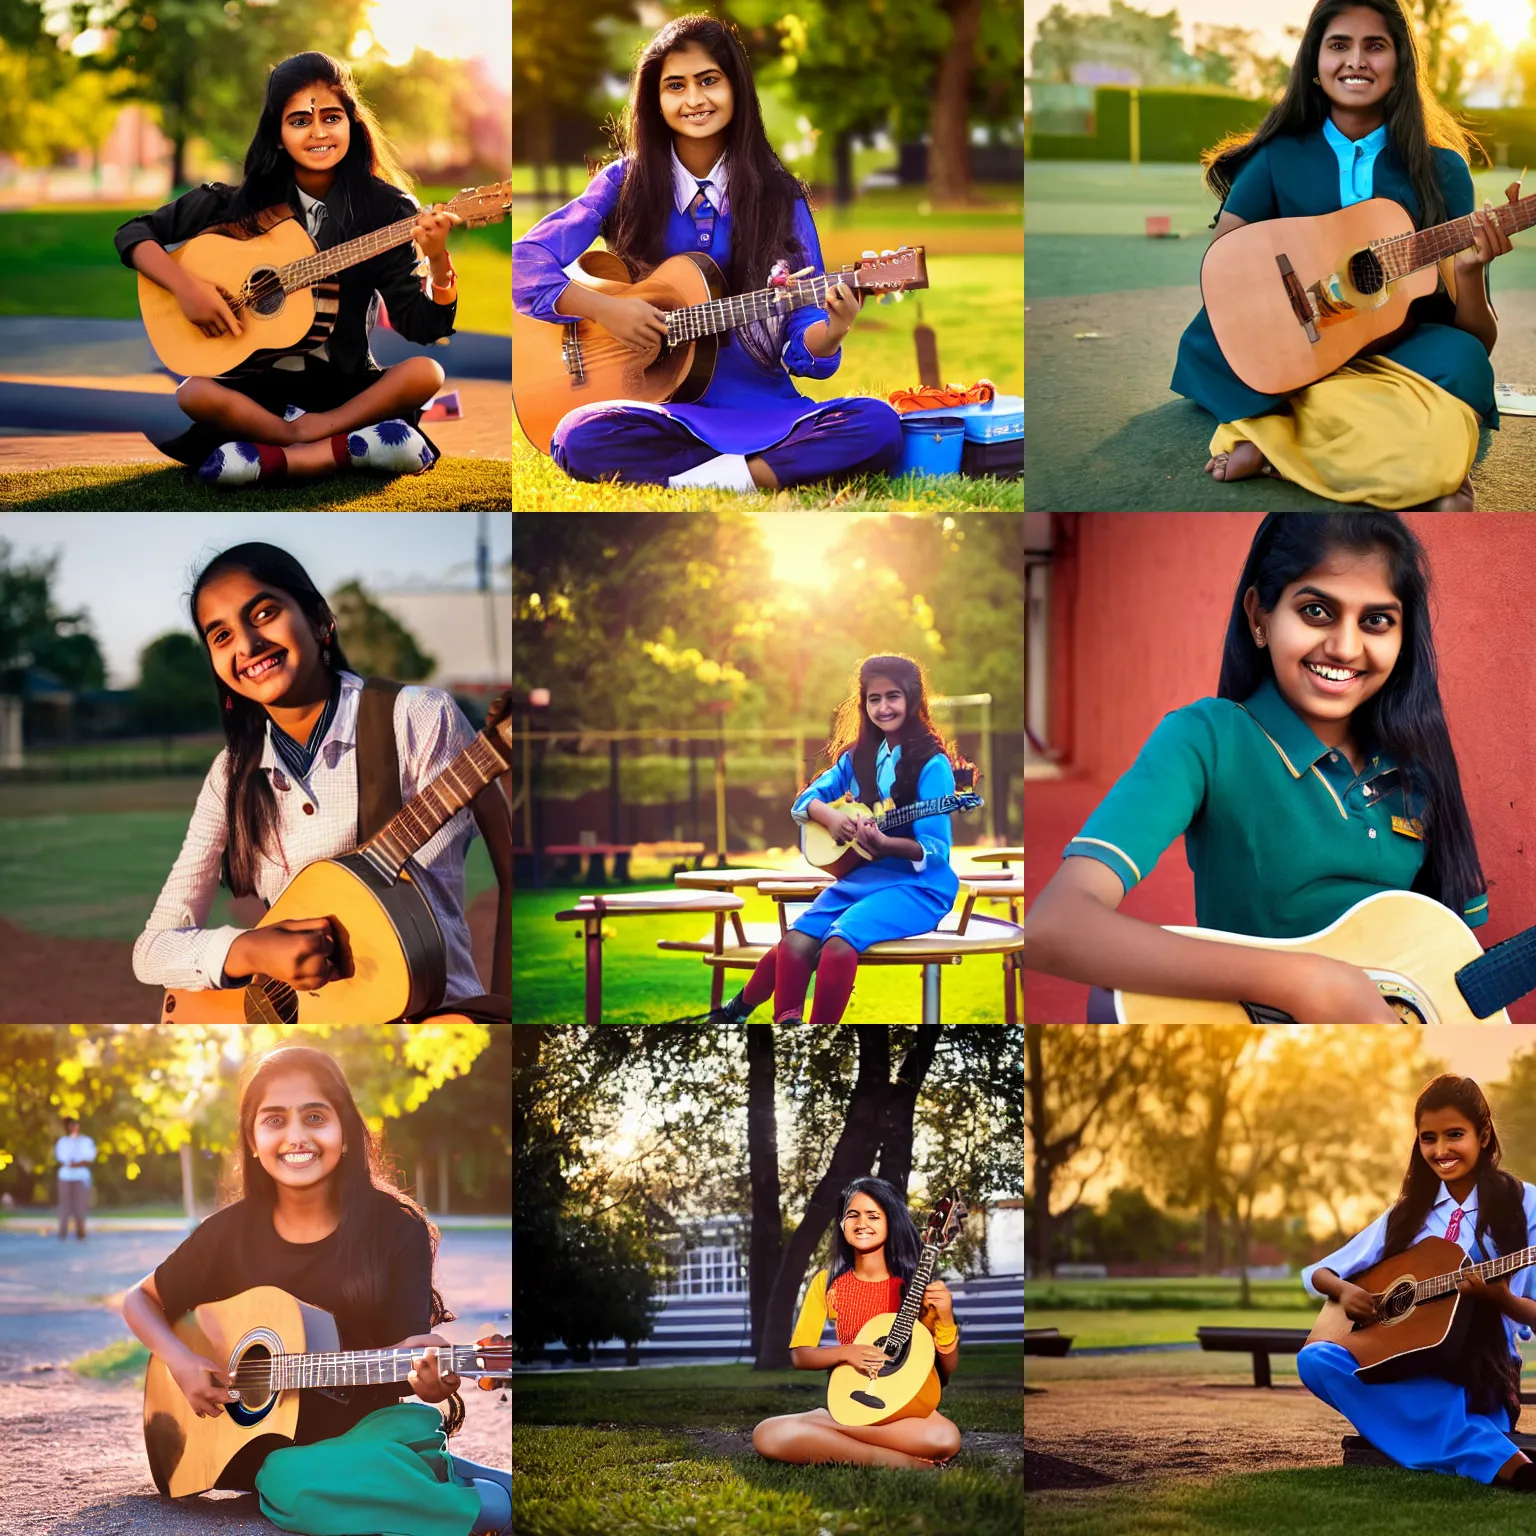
[{"x1": 356, "y1": 677, "x2": 404, "y2": 845}]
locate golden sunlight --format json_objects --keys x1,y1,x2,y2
[
  {"x1": 1459, "y1": 0, "x2": 1534, "y2": 51},
  {"x1": 365, "y1": 0, "x2": 511, "y2": 90}
]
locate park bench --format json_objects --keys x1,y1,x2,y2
[
  {"x1": 1195, "y1": 1325, "x2": 1311, "y2": 1388},
  {"x1": 545, "y1": 842, "x2": 634, "y2": 884},
  {"x1": 1025, "y1": 1327, "x2": 1074, "y2": 1356}
]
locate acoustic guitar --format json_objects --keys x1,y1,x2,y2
[
  {"x1": 801, "y1": 768, "x2": 983, "y2": 879},
  {"x1": 160, "y1": 692, "x2": 513, "y2": 1025},
  {"x1": 1202, "y1": 181, "x2": 1527, "y2": 394},
  {"x1": 143, "y1": 1284, "x2": 511, "y2": 1497},
  {"x1": 1306, "y1": 1234, "x2": 1536, "y2": 1383},
  {"x1": 511, "y1": 245, "x2": 929, "y2": 455},
  {"x1": 826, "y1": 1188, "x2": 967, "y2": 1427},
  {"x1": 1110, "y1": 890, "x2": 1536, "y2": 1024},
  {"x1": 138, "y1": 180, "x2": 511, "y2": 378}
]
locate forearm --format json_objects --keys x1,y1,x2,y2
[
  {"x1": 129, "y1": 240, "x2": 188, "y2": 296},
  {"x1": 880, "y1": 836, "x2": 924, "y2": 861},
  {"x1": 122, "y1": 1287, "x2": 192, "y2": 1364},
  {"x1": 1497, "y1": 1292, "x2": 1536, "y2": 1329},
  {"x1": 491, "y1": 891, "x2": 510, "y2": 998},
  {"x1": 554, "y1": 282, "x2": 617, "y2": 324},
  {"x1": 1454, "y1": 273, "x2": 1497, "y2": 353},
  {"x1": 802, "y1": 321, "x2": 843, "y2": 359},
  {"x1": 790, "y1": 1345, "x2": 843, "y2": 1370},
  {"x1": 1310, "y1": 1268, "x2": 1346, "y2": 1301}
]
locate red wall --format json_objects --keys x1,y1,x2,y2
[{"x1": 1033, "y1": 513, "x2": 1536, "y2": 1024}]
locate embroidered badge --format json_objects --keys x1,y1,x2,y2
[{"x1": 1391, "y1": 815, "x2": 1424, "y2": 840}]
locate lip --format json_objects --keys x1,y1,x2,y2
[
  {"x1": 1337, "y1": 75, "x2": 1375, "y2": 85},
  {"x1": 279, "y1": 1150, "x2": 319, "y2": 1166},
  {"x1": 306, "y1": 145, "x2": 336, "y2": 154},
  {"x1": 241, "y1": 649, "x2": 287, "y2": 681},
  {"x1": 1303, "y1": 660, "x2": 1363, "y2": 695},
  {"x1": 681, "y1": 111, "x2": 715, "y2": 123}
]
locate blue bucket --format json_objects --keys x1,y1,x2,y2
[{"x1": 896, "y1": 414, "x2": 966, "y2": 477}]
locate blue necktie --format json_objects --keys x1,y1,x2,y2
[{"x1": 688, "y1": 178, "x2": 716, "y2": 249}]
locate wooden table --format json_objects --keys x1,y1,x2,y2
[
  {"x1": 673, "y1": 867, "x2": 831, "y2": 892},
  {"x1": 554, "y1": 890, "x2": 745, "y2": 1024},
  {"x1": 969, "y1": 847, "x2": 1022, "y2": 867}
]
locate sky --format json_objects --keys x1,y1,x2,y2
[
  {"x1": 3, "y1": 512, "x2": 511, "y2": 689},
  {"x1": 364, "y1": 0, "x2": 512, "y2": 93}
]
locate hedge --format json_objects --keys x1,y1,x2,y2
[{"x1": 1028, "y1": 85, "x2": 1271, "y2": 163}]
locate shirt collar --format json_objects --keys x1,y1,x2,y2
[
  {"x1": 672, "y1": 143, "x2": 729, "y2": 215},
  {"x1": 1235, "y1": 676, "x2": 1339, "y2": 778},
  {"x1": 1322, "y1": 117, "x2": 1388, "y2": 159},
  {"x1": 260, "y1": 671, "x2": 362, "y2": 780},
  {"x1": 876, "y1": 739, "x2": 900, "y2": 768},
  {"x1": 1436, "y1": 1182, "x2": 1479, "y2": 1214}
]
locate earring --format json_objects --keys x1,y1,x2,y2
[
  {"x1": 1313, "y1": 75, "x2": 1320, "y2": 83},
  {"x1": 225, "y1": 694, "x2": 233, "y2": 711},
  {"x1": 1253, "y1": 629, "x2": 1264, "y2": 644}
]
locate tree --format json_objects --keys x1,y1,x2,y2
[
  {"x1": 0, "y1": 540, "x2": 106, "y2": 693},
  {"x1": 136, "y1": 631, "x2": 218, "y2": 734},
  {"x1": 329, "y1": 581, "x2": 435, "y2": 681},
  {"x1": 1030, "y1": 0, "x2": 1207, "y2": 87},
  {"x1": 746, "y1": 1024, "x2": 783, "y2": 1353}
]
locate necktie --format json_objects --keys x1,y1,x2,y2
[
  {"x1": 687, "y1": 178, "x2": 716, "y2": 249},
  {"x1": 1446, "y1": 1207, "x2": 1464, "y2": 1244}
]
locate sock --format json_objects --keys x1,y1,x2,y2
[
  {"x1": 741, "y1": 947, "x2": 778, "y2": 1010},
  {"x1": 667, "y1": 453, "x2": 757, "y2": 492},
  {"x1": 197, "y1": 441, "x2": 286, "y2": 486},
  {"x1": 339, "y1": 419, "x2": 439, "y2": 474},
  {"x1": 282, "y1": 404, "x2": 307, "y2": 422},
  {"x1": 468, "y1": 1479, "x2": 511, "y2": 1533},
  {"x1": 1510, "y1": 1461, "x2": 1536, "y2": 1490},
  {"x1": 809, "y1": 942, "x2": 858, "y2": 1023},
  {"x1": 774, "y1": 943, "x2": 814, "y2": 1024}
]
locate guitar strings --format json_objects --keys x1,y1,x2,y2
[{"x1": 226, "y1": 1344, "x2": 508, "y2": 1388}]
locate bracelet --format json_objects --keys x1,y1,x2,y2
[{"x1": 933, "y1": 1320, "x2": 959, "y2": 1349}]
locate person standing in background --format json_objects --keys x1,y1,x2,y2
[{"x1": 56, "y1": 1115, "x2": 96, "y2": 1241}]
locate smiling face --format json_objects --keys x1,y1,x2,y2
[
  {"x1": 658, "y1": 42, "x2": 735, "y2": 145},
  {"x1": 196, "y1": 568, "x2": 331, "y2": 708},
  {"x1": 1244, "y1": 548, "x2": 1404, "y2": 750},
  {"x1": 1417, "y1": 1105, "x2": 1486, "y2": 1191},
  {"x1": 864, "y1": 675, "x2": 908, "y2": 741},
  {"x1": 1316, "y1": 6, "x2": 1398, "y2": 117},
  {"x1": 279, "y1": 83, "x2": 351, "y2": 178},
  {"x1": 842, "y1": 1192, "x2": 888, "y2": 1256},
  {"x1": 249, "y1": 1069, "x2": 346, "y2": 1194}
]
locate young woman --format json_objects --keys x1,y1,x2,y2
[
  {"x1": 1025, "y1": 511, "x2": 1489, "y2": 1023},
  {"x1": 512, "y1": 12, "x2": 903, "y2": 494},
  {"x1": 753, "y1": 1178, "x2": 962, "y2": 1468},
  {"x1": 1301, "y1": 1074, "x2": 1536, "y2": 1488},
  {"x1": 1172, "y1": 0, "x2": 1514, "y2": 510},
  {"x1": 711, "y1": 654, "x2": 962, "y2": 1024},
  {"x1": 116, "y1": 51, "x2": 458, "y2": 488},
  {"x1": 120, "y1": 1044, "x2": 511, "y2": 1534},
  {"x1": 131, "y1": 542, "x2": 512, "y2": 1020}
]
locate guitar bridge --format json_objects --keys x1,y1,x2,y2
[
  {"x1": 1275, "y1": 254, "x2": 1320, "y2": 344},
  {"x1": 561, "y1": 323, "x2": 586, "y2": 383}
]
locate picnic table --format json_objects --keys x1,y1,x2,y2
[
  {"x1": 1025, "y1": 1327, "x2": 1074, "y2": 1356},
  {"x1": 1195, "y1": 1325, "x2": 1311, "y2": 1388}
]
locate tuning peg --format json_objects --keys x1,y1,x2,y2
[
  {"x1": 881, "y1": 248, "x2": 894, "y2": 257},
  {"x1": 861, "y1": 249, "x2": 877, "y2": 259}
]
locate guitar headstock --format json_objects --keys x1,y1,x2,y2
[
  {"x1": 442, "y1": 180, "x2": 512, "y2": 228},
  {"x1": 844, "y1": 245, "x2": 928, "y2": 295},
  {"x1": 483, "y1": 689, "x2": 514, "y2": 762},
  {"x1": 923, "y1": 1188, "x2": 967, "y2": 1250},
  {"x1": 469, "y1": 1331, "x2": 513, "y2": 1390}
]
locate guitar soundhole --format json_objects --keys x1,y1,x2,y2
[
  {"x1": 1349, "y1": 249, "x2": 1386, "y2": 295},
  {"x1": 244, "y1": 267, "x2": 286, "y2": 319},
  {"x1": 246, "y1": 979, "x2": 298, "y2": 1024}
]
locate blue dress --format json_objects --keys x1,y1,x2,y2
[
  {"x1": 1171, "y1": 130, "x2": 1497, "y2": 426},
  {"x1": 789, "y1": 743, "x2": 960, "y2": 951},
  {"x1": 1298, "y1": 1181, "x2": 1536, "y2": 1481}
]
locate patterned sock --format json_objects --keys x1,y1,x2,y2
[
  {"x1": 774, "y1": 943, "x2": 814, "y2": 1024},
  {"x1": 197, "y1": 441, "x2": 286, "y2": 487},
  {"x1": 809, "y1": 942, "x2": 858, "y2": 1024},
  {"x1": 740, "y1": 947, "x2": 778, "y2": 1011},
  {"x1": 282, "y1": 404, "x2": 307, "y2": 422},
  {"x1": 338, "y1": 419, "x2": 439, "y2": 474}
]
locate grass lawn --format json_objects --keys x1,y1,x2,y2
[
  {"x1": 513, "y1": 883, "x2": 1014, "y2": 1023},
  {"x1": 0, "y1": 456, "x2": 511, "y2": 510},
  {"x1": 516, "y1": 1347, "x2": 1022, "y2": 1536}
]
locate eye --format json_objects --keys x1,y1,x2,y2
[
  {"x1": 1300, "y1": 602, "x2": 1329, "y2": 620},
  {"x1": 1363, "y1": 612, "x2": 1395, "y2": 630}
]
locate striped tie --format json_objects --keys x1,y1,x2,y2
[
  {"x1": 688, "y1": 178, "x2": 716, "y2": 249},
  {"x1": 1445, "y1": 1207, "x2": 1464, "y2": 1245}
]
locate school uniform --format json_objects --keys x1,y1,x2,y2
[
  {"x1": 1298, "y1": 1182, "x2": 1536, "y2": 1481},
  {"x1": 114, "y1": 176, "x2": 453, "y2": 467},
  {"x1": 788, "y1": 744, "x2": 959, "y2": 951},
  {"x1": 1171, "y1": 127, "x2": 1491, "y2": 507},
  {"x1": 512, "y1": 149, "x2": 903, "y2": 488}
]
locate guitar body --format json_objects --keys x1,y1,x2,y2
[
  {"x1": 138, "y1": 216, "x2": 319, "y2": 377},
  {"x1": 800, "y1": 793, "x2": 893, "y2": 879},
  {"x1": 826, "y1": 1310, "x2": 942, "y2": 1426},
  {"x1": 1113, "y1": 890, "x2": 1511, "y2": 1024},
  {"x1": 1305, "y1": 1236, "x2": 1472, "y2": 1382},
  {"x1": 160, "y1": 852, "x2": 445, "y2": 1025},
  {"x1": 511, "y1": 250, "x2": 723, "y2": 454},
  {"x1": 1202, "y1": 199, "x2": 1442, "y2": 394},
  {"x1": 144, "y1": 1285, "x2": 336, "y2": 1497}
]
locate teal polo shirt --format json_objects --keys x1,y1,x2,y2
[{"x1": 1063, "y1": 677, "x2": 1489, "y2": 940}]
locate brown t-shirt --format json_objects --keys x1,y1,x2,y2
[{"x1": 153, "y1": 1191, "x2": 434, "y2": 1487}]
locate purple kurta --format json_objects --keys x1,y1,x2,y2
[{"x1": 514, "y1": 157, "x2": 869, "y2": 456}]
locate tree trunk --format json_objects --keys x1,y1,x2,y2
[
  {"x1": 1026, "y1": 1024, "x2": 1052, "y2": 1276},
  {"x1": 437, "y1": 1147, "x2": 450, "y2": 1216},
  {"x1": 179, "y1": 1140, "x2": 196, "y2": 1226},
  {"x1": 747, "y1": 1025, "x2": 783, "y2": 1361},
  {"x1": 833, "y1": 127, "x2": 855, "y2": 208},
  {"x1": 873, "y1": 1026, "x2": 942, "y2": 1200},
  {"x1": 927, "y1": 0, "x2": 981, "y2": 207},
  {"x1": 756, "y1": 1029, "x2": 893, "y2": 1369}
]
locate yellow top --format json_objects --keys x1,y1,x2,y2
[{"x1": 789, "y1": 1267, "x2": 948, "y2": 1349}]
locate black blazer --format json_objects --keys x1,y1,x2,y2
[{"x1": 115, "y1": 175, "x2": 457, "y2": 375}]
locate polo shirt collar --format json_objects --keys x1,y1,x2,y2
[
  {"x1": 1322, "y1": 117, "x2": 1387, "y2": 159},
  {"x1": 672, "y1": 143, "x2": 729, "y2": 215},
  {"x1": 1236, "y1": 676, "x2": 1338, "y2": 778}
]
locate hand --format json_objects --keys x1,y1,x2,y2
[
  {"x1": 412, "y1": 208, "x2": 462, "y2": 261},
  {"x1": 1456, "y1": 1267, "x2": 1514, "y2": 1312},
  {"x1": 226, "y1": 918, "x2": 342, "y2": 990},
  {"x1": 169, "y1": 1349, "x2": 242, "y2": 1418},
  {"x1": 1337, "y1": 1281, "x2": 1379, "y2": 1324},
  {"x1": 853, "y1": 820, "x2": 890, "y2": 858},
  {"x1": 400, "y1": 1333, "x2": 460, "y2": 1403},
  {"x1": 174, "y1": 273, "x2": 243, "y2": 339},
  {"x1": 1454, "y1": 199, "x2": 1514, "y2": 274},
  {"x1": 601, "y1": 294, "x2": 670, "y2": 352},
  {"x1": 842, "y1": 1343, "x2": 888, "y2": 1380},
  {"x1": 1279, "y1": 955, "x2": 1401, "y2": 1024},
  {"x1": 823, "y1": 276, "x2": 863, "y2": 343},
  {"x1": 921, "y1": 1280, "x2": 955, "y2": 1325},
  {"x1": 816, "y1": 804, "x2": 864, "y2": 843}
]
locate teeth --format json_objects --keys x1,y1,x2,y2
[
  {"x1": 1307, "y1": 662, "x2": 1357, "y2": 682},
  {"x1": 281, "y1": 1152, "x2": 317, "y2": 1164},
  {"x1": 244, "y1": 652, "x2": 284, "y2": 678}
]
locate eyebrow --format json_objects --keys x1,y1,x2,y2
[
  {"x1": 258, "y1": 1102, "x2": 331, "y2": 1115},
  {"x1": 202, "y1": 590, "x2": 283, "y2": 638},
  {"x1": 1294, "y1": 585, "x2": 1401, "y2": 613},
  {"x1": 1323, "y1": 29, "x2": 1389, "y2": 41},
  {"x1": 661, "y1": 68, "x2": 720, "y2": 81}
]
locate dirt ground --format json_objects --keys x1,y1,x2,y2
[
  {"x1": 678, "y1": 1426, "x2": 1025, "y2": 1473},
  {"x1": 0, "y1": 887, "x2": 504, "y2": 1024}
]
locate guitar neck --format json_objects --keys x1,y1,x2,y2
[
  {"x1": 1377, "y1": 193, "x2": 1536, "y2": 282},
  {"x1": 1416, "y1": 1244, "x2": 1536, "y2": 1300},
  {"x1": 876, "y1": 794, "x2": 970, "y2": 834},
  {"x1": 364, "y1": 732, "x2": 510, "y2": 873},
  {"x1": 281, "y1": 211, "x2": 420, "y2": 293},
  {"x1": 669, "y1": 271, "x2": 863, "y2": 342},
  {"x1": 275, "y1": 1343, "x2": 487, "y2": 1390},
  {"x1": 884, "y1": 1243, "x2": 942, "y2": 1351}
]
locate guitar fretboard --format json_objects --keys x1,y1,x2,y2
[
  {"x1": 1373, "y1": 193, "x2": 1536, "y2": 282},
  {"x1": 884, "y1": 1243, "x2": 942, "y2": 1355},
  {"x1": 365, "y1": 733, "x2": 510, "y2": 876},
  {"x1": 875, "y1": 793, "x2": 977, "y2": 835},
  {"x1": 272, "y1": 1344, "x2": 491, "y2": 1390},
  {"x1": 667, "y1": 273, "x2": 872, "y2": 343},
  {"x1": 1413, "y1": 1243, "x2": 1536, "y2": 1302}
]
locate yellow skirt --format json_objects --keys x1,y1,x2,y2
[{"x1": 1211, "y1": 355, "x2": 1479, "y2": 510}]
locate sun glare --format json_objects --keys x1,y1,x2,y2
[
  {"x1": 365, "y1": 0, "x2": 511, "y2": 90},
  {"x1": 1461, "y1": 0, "x2": 1534, "y2": 50}
]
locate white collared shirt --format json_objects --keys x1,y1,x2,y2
[
  {"x1": 671, "y1": 143, "x2": 730, "y2": 216},
  {"x1": 132, "y1": 672, "x2": 485, "y2": 1005},
  {"x1": 56, "y1": 1133, "x2": 96, "y2": 1183},
  {"x1": 274, "y1": 187, "x2": 333, "y2": 368},
  {"x1": 1303, "y1": 1180, "x2": 1536, "y2": 1356}
]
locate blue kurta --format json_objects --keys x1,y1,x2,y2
[
  {"x1": 789, "y1": 743, "x2": 960, "y2": 951},
  {"x1": 514, "y1": 156, "x2": 864, "y2": 456},
  {"x1": 1171, "y1": 130, "x2": 1497, "y2": 426}
]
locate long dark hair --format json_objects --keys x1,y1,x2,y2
[
  {"x1": 599, "y1": 13, "x2": 813, "y2": 371},
  {"x1": 1381, "y1": 1074, "x2": 1526, "y2": 1416},
  {"x1": 826, "y1": 1177, "x2": 923, "y2": 1288},
  {"x1": 190, "y1": 543, "x2": 355, "y2": 898},
  {"x1": 815, "y1": 654, "x2": 969, "y2": 812},
  {"x1": 1202, "y1": 0, "x2": 1479, "y2": 229},
  {"x1": 224, "y1": 51, "x2": 414, "y2": 239},
  {"x1": 1216, "y1": 512, "x2": 1484, "y2": 918},
  {"x1": 221, "y1": 1044, "x2": 465, "y2": 1434}
]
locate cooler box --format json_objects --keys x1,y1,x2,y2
[
  {"x1": 896, "y1": 415, "x2": 966, "y2": 477},
  {"x1": 896, "y1": 394, "x2": 1023, "y2": 481}
]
